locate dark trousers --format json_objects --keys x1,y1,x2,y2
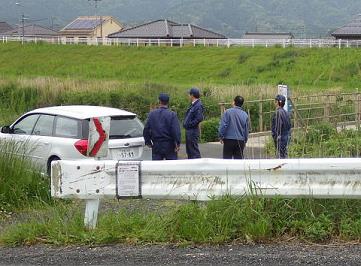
[
  {"x1": 152, "y1": 141, "x2": 177, "y2": 160},
  {"x1": 185, "y1": 129, "x2": 201, "y2": 159},
  {"x1": 274, "y1": 136, "x2": 288, "y2": 159},
  {"x1": 223, "y1": 139, "x2": 245, "y2": 159}
]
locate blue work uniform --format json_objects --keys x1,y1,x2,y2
[
  {"x1": 218, "y1": 106, "x2": 249, "y2": 159},
  {"x1": 183, "y1": 99, "x2": 204, "y2": 159},
  {"x1": 272, "y1": 107, "x2": 291, "y2": 159},
  {"x1": 143, "y1": 106, "x2": 181, "y2": 160}
]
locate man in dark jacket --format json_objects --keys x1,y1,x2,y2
[
  {"x1": 183, "y1": 88, "x2": 204, "y2": 159},
  {"x1": 143, "y1": 93, "x2": 181, "y2": 160},
  {"x1": 218, "y1": 96, "x2": 249, "y2": 159},
  {"x1": 272, "y1": 94, "x2": 291, "y2": 159}
]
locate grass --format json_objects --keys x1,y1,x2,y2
[
  {"x1": 2, "y1": 197, "x2": 361, "y2": 246},
  {"x1": 0, "y1": 42, "x2": 361, "y2": 90},
  {"x1": 0, "y1": 141, "x2": 52, "y2": 215}
]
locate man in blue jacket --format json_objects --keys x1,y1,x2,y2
[
  {"x1": 143, "y1": 93, "x2": 181, "y2": 160},
  {"x1": 183, "y1": 88, "x2": 204, "y2": 159},
  {"x1": 218, "y1": 96, "x2": 249, "y2": 159},
  {"x1": 272, "y1": 94, "x2": 292, "y2": 159}
]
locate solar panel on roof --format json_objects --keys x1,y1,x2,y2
[{"x1": 66, "y1": 19, "x2": 105, "y2": 30}]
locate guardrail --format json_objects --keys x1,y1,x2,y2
[
  {"x1": 51, "y1": 158, "x2": 361, "y2": 229},
  {"x1": 2, "y1": 36, "x2": 361, "y2": 48}
]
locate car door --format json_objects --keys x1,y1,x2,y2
[
  {"x1": 7, "y1": 114, "x2": 40, "y2": 160},
  {"x1": 30, "y1": 114, "x2": 55, "y2": 170}
]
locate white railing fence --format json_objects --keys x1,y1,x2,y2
[
  {"x1": 2, "y1": 36, "x2": 361, "y2": 48},
  {"x1": 52, "y1": 158, "x2": 361, "y2": 229}
]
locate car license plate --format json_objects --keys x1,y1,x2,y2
[{"x1": 118, "y1": 149, "x2": 136, "y2": 159}]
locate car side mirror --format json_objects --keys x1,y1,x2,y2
[{"x1": 1, "y1": 126, "x2": 11, "y2": 134}]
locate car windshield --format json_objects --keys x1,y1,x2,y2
[{"x1": 109, "y1": 116, "x2": 144, "y2": 139}]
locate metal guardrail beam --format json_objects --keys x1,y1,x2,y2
[{"x1": 52, "y1": 158, "x2": 361, "y2": 229}]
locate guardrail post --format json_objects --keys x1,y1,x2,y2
[
  {"x1": 227, "y1": 39, "x2": 230, "y2": 48},
  {"x1": 283, "y1": 39, "x2": 286, "y2": 48},
  {"x1": 203, "y1": 38, "x2": 206, "y2": 47},
  {"x1": 193, "y1": 39, "x2": 196, "y2": 47},
  {"x1": 84, "y1": 199, "x2": 100, "y2": 230},
  {"x1": 309, "y1": 39, "x2": 312, "y2": 48},
  {"x1": 158, "y1": 39, "x2": 160, "y2": 47},
  {"x1": 339, "y1": 39, "x2": 341, "y2": 49},
  {"x1": 252, "y1": 39, "x2": 255, "y2": 48},
  {"x1": 136, "y1": 38, "x2": 139, "y2": 47}
]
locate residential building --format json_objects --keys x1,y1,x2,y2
[
  {"x1": 0, "y1": 22, "x2": 13, "y2": 34},
  {"x1": 242, "y1": 32, "x2": 294, "y2": 40},
  {"x1": 60, "y1": 16, "x2": 122, "y2": 38},
  {"x1": 2, "y1": 24, "x2": 58, "y2": 38},
  {"x1": 332, "y1": 15, "x2": 361, "y2": 40},
  {"x1": 108, "y1": 19, "x2": 226, "y2": 39}
]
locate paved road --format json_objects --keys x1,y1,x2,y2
[
  {"x1": 179, "y1": 135, "x2": 270, "y2": 160},
  {"x1": 1, "y1": 244, "x2": 361, "y2": 265}
]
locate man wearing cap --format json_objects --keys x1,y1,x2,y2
[
  {"x1": 183, "y1": 88, "x2": 204, "y2": 159},
  {"x1": 218, "y1": 96, "x2": 249, "y2": 159},
  {"x1": 143, "y1": 93, "x2": 181, "y2": 160},
  {"x1": 272, "y1": 94, "x2": 292, "y2": 159}
]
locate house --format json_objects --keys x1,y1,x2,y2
[
  {"x1": 108, "y1": 19, "x2": 226, "y2": 39},
  {"x1": 1, "y1": 24, "x2": 58, "y2": 38},
  {"x1": 0, "y1": 22, "x2": 13, "y2": 34},
  {"x1": 242, "y1": 32, "x2": 294, "y2": 40},
  {"x1": 332, "y1": 15, "x2": 361, "y2": 40},
  {"x1": 60, "y1": 16, "x2": 122, "y2": 38}
]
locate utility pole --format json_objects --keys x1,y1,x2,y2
[
  {"x1": 16, "y1": 2, "x2": 26, "y2": 43},
  {"x1": 88, "y1": 0, "x2": 102, "y2": 38},
  {"x1": 21, "y1": 13, "x2": 25, "y2": 40}
]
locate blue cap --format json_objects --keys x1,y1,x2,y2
[
  {"x1": 189, "y1": 87, "x2": 200, "y2": 98},
  {"x1": 275, "y1": 94, "x2": 286, "y2": 103},
  {"x1": 158, "y1": 93, "x2": 170, "y2": 103}
]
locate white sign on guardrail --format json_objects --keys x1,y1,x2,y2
[{"x1": 116, "y1": 161, "x2": 141, "y2": 198}]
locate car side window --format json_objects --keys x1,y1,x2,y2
[
  {"x1": 32, "y1": 115, "x2": 55, "y2": 136},
  {"x1": 55, "y1": 116, "x2": 80, "y2": 138},
  {"x1": 12, "y1": 114, "x2": 40, "y2": 135}
]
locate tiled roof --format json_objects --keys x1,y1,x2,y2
[
  {"x1": 242, "y1": 32, "x2": 294, "y2": 39},
  {"x1": 1, "y1": 24, "x2": 58, "y2": 37},
  {"x1": 332, "y1": 15, "x2": 361, "y2": 37},
  {"x1": 0, "y1": 22, "x2": 13, "y2": 33},
  {"x1": 109, "y1": 19, "x2": 226, "y2": 39}
]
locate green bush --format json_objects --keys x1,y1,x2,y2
[
  {"x1": 305, "y1": 122, "x2": 336, "y2": 143},
  {"x1": 289, "y1": 123, "x2": 361, "y2": 158},
  {"x1": 201, "y1": 118, "x2": 220, "y2": 142}
]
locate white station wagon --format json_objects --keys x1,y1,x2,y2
[{"x1": 0, "y1": 105, "x2": 151, "y2": 174}]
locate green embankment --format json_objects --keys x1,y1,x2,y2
[
  {"x1": 0, "y1": 42, "x2": 361, "y2": 89},
  {"x1": 2, "y1": 44, "x2": 361, "y2": 246}
]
